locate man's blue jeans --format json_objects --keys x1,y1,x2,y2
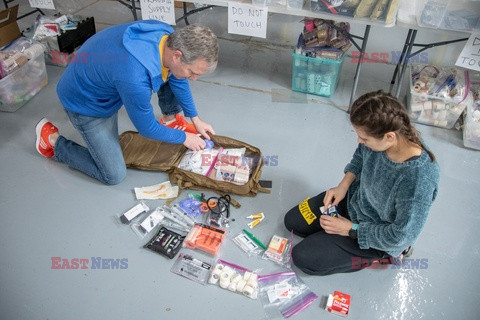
[{"x1": 54, "y1": 83, "x2": 178, "y2": 184}]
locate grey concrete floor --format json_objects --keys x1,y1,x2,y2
[{"x1": 1, "y1": 1, "x2": 480, "y2": 319}]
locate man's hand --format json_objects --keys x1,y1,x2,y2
[
  {"x1": 320, "y1": 215, "x2": 354, "y2": 237},
  {"x1": 183, "y1": 132, "x2": 206, "y2": 151},
  {"x1": 191, "y1": 116, "x2": 215, "y2": 140}
]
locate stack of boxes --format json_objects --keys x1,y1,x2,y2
[{"x1": 292, "y1": 18, "x2": 351, "y2": 97}]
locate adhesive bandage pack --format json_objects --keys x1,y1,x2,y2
[{"x1": 262, "y1": 234, "x2": 292, "y2": 268}]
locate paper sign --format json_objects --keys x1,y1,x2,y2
[
  {"x1": 29, "y1": 0, "x2": 55, "y2": 10},
  {"x1": 140, "y1": 0, "x2": 176, "y2": 25},
  {"x1": 455, "y1": 33, "x2": 480, "y2": 72},
  {"x1": 228, "y1": 2, "x2": 268, "y2": 39}
]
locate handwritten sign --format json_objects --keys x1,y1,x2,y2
[
  {"x1": 228, "y1": 2, "x2": 268, "y2": 39},
  {"x1": 29, "y1": 0, "x2": 55, "y2": 10},
  {"x1": 140, "y1": 0, "x2": 176, "y2": 25},
  {"x1": 455, "y1": 33, "x2": 480, "y2": 72}
]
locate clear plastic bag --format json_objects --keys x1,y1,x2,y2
[
  {"x1": 170, "y1": 253, "x2": 213, "y2": 285},
  {"x1": 208, "y1": 259, "x2": 260, "y2": 299},
  {"x1": 262, "y1": 233, "x2": 293, "y2": 268},
  {"x1": 258, "y1": 271, "x2": 318, "y2": 319},
  {"x1": 411, "y1": 64, "x2": 468, "y2": 103},
  {"x1": 117, "y1": 201, "x2": 149, "y2": 225},
  {"x1": 232, "y1": 230, "x2": 265, "y2": 256}
]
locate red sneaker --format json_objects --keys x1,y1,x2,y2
[
  {"x1": 160, "y1": 114, "x2": 198, "y2": 134},
  {"x1": 35, "y1": 118, "x2": 58, "y2": 158}
]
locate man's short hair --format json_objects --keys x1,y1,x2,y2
[{"x1": 167, "y1": 25, "x2": 219, "y2": 72}]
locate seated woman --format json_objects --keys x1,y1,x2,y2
[{"x1": 284, "y1": 90, "x2": 439, "y2": 276}]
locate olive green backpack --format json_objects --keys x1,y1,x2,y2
[{"x1": 119, "y1": 131, "x2": 270, "y2": 205}]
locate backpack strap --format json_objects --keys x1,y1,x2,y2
[{"x1": 258, "y1": 186, "x2": 271, "y2": 194}]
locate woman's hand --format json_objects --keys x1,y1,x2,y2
[
  {"x1": 320, "y1": 215, "x2": 354, "y2": 237},
  {"x1": 323, "y1": 186, "x2": 348, "y2": 209},
  {"x1": 191, "y1": 116, "x2": 215, "y2": 140},
  {"x1": 323, "y1": 172, "x2": 356, "y2": 209}
]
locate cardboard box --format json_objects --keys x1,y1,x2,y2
[
  {"x1": 174, "y1": 1, "x2": 191, "y2": 8},
  {"x1": 0, "y1": 5, "x2": 21, "y2": 48},
  {"x1": 326, "y1": 291, "x2": 351, "y2": 317}
]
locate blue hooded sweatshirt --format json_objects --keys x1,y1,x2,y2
[{"x1": 57, "y1": 20, "x2": 198, "y2": 144}]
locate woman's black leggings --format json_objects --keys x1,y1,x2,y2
[{"x1": 284, "y1": 192, "x2": 390, "y2": 276}]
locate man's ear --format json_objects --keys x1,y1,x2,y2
[{"x1": 172, "y1": 50, "x2": 183, "y2": 63}]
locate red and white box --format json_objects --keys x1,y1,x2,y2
[{"x1": 326, "y1": 291, "x2": 351, "y2": 317}]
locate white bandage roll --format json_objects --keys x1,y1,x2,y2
[
  {"x1": 209, "y1": 275, "x2": 219, "y2": 284},
  {"x1": 236, "y1": 279, "x2": 247, "y2": 292},
  {"x1": 209, "y1": 267, "x2": 223, "y2": 284},
  {"x1": 247, "y1": 280, "x2": 258, "y2": 290},
  {"x1": 246, "y1": 273, "x2": 258, "y2": 289},
  {"x1": 231, "y1": 274, "x2": 242, "y2": 284},
  {"x1": 214, "y1": 264, "x2": 225, "y2": 272},
  {"x1": 222, "y1": 266, "x2": 234, "y2": 277},
  {"x1": 243, "y1": 271, "x2": 252, "y2": 281},
  {"x1": 242, "y1": 285, "x2": 255, "y2": 298},
  {"x1": 227, "y1": 282, "x2": 237, "y2": 292},
  {"x1": 220, "y1": 270, "x2": 232, "y2": 283},
  {"x1": 219, "y1": 278, "x2": 230, "y2": 289}
]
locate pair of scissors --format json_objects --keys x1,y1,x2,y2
[{"x1": 199, "y1": 193, "x2": 217, "y2": 213}]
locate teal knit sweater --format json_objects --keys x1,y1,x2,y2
[{"x1": 345, "y1": 144, "x2": 439, "y2": 257}]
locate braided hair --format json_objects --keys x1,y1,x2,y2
[{"x1": 349, "y1": 90, "x2": 435, "y2": 162}]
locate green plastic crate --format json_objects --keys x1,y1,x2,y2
[{"x1": 291, "y1": 52, "x2": 344, "y2": 98}]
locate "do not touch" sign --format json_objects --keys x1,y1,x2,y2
[
  {"x1": 456, "y1": 33, "x2": 480, "y2": 72},
  {"x1": 227, "y1": 2, "x2": 268, "y2": 39}
]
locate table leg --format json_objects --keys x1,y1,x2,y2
[
  {"x1": 349, "y1": 25, "x2": 371, "y2": 107},
  {"x1": 390, "y1": 29, "x2": 413, "y2": 93},
  {"x1": 395, "y1": 29, "x2": 417, "y2": 98},
  {"x1": 131, "y1": 0, "x2": 138, "y2": 20}
]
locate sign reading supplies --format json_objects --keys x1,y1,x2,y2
[
  {"x1": 29, "y1": 0, "x2": 55, "y2": 10},
  {"x1": 455, "y1": 33, "x2": 480, "y2": 72},
  {"x1": 228, "y1": 2, "x2": 268, "y2": 39},
  {"x1": 140, "y1": 0, "x2": 176, "y2": 25}
]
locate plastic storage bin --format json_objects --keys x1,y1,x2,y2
[
  {"x1": 0, "y1": 51, "x2": 48, "y2": 112},
  {"x1": 407, "y1": 64, "x2": 470, "y2": 129},
  {"x1": 417, "y1": 0, "x2": 480, "y2": 32},
  {"x1": 463, "y1": 73, "x2": 480, "y2": 150},
  {"x1": 291, "y1": 52, "x2": 344, "y2": 98},
  {"x1": 287, "y1": 0, "x2": 304, "y2": 10}
]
